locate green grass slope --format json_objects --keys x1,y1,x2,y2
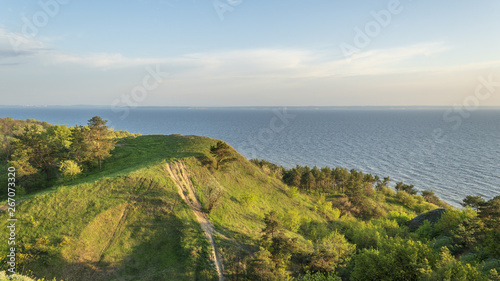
[
  {"x1": 1, "y1": 134, "x2": 440, "y2": 281},
  {"x1": 1, "y1": 135, "x2": 219, "y2": 281}
]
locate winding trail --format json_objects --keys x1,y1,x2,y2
[{"x1": 165, "y1": 161, "x2": 225, "y2": 281}]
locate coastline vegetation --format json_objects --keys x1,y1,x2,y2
[{"x1": 0, "y1": 117, "x2": 498, "y2": 281}]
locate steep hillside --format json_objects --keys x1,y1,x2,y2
[
  {"x1": 3, "y1": 134, "x2": 495, "y2": 281},
  {"x1": 0, "y1": 135, "x2": 220, "y2": 280},
  {"x1": 0, "y1": 134, "x2": 343, "y2": 280}
]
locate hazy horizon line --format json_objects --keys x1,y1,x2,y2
[{"x1": 2, "y1": 105, "x2": 500, "y2": 109}]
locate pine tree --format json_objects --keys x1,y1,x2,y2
[
  {"x1": 209, "y1": 141, "x2": 236, "y2": 170},
  {"x1": 83, "y1": 116, "x2": 116, "y2": 171}
]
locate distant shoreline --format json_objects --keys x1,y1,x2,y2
[{"x1": 2, "y1": 105, "x2": 500, "y2": 110}]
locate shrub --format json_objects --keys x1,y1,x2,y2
[
  {"x1": 300, "y1": 221, "x2": 330, "y2": 242},
  {"x1": 351, "y1": 236, "x2": 435, "y2": 281},
  {"x1": 395, "y1": 191, "x2": 418, "y2": 209},
  {"x1": 241, "y1": 193, "x2": 258, "y2": 206},
  {"x1": 297, "y1": 271, "x2": 341, "y2": 281},
  {"x1": 281, "y1": 209, "x2": 302, "y2": 233},
  {"x1": 427, "y1": 247, "x2": 487, "y2": 281},
  {"x1": 309, "y1": 231, "x2": 355, "y2": 273},
  {"x1": 416, "y1": 220, "x2": 434, "y2": 240},
  {"x1": 205, "y1": 181, "x2": 225, "y2": 213},
  {"x1": 434, "y1": 207, "x2": 477, "y2": 236},
  {"x1": 287, "y1": 186, "x2": 300, "y2": 199},
  {"x1": 387, "y1": 211, "x2": 413, "y2": 226},
  {"x1": 58, "y1": 160, "x2": 82, "y2": 180}
]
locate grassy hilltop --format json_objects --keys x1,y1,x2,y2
[{"x1": 1, "y1": 122, "x2": 499, "y2": 280}]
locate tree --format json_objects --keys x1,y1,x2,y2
[
  {"x1": 333, "y1": 167, "x2": 350, "y2": 193},
  {"x1": 428, "y1": 247, "x2": 487, "y2": 281},
  {"x1": 69, "y1": 125, "x2": 88, "y2": 163},
  {"x1": 82, "y1": 116, "x2": 116, "y2": 170},
  {"x1": 422, "y1": 190, "x2": 441, "y2": 205},
  {"x1": 209, "y1": 141, "x2": 236, "y2": 170},
  {"x1": 479, "y1": 196, "x2": 500, "y2": 220},
  {"x1": 260, "y1": 211, "x2": 295, "y2": 280},
  {"x1": 301, "y1": 167, "x2": 315, "y2": 192},
  {"x1": 46, "y1": 125, "x2": 72, "y2": 151},
  {"x1": 345, "y1": 179, "x2": 363, "y2": 201},
  {"x1": 462, "y1": 195, "x2": 486, "y2": 211},
  {"x1": 309, "y1": 231, "x2": 355, "y2": 273},
  {"x1": 351, "y1": 236, "x2": 435, "y2": 281},
  {"x1": 262, "y1": 211, "x2": 282, "y2": 241},
  {"x1": 283, "y1": 166, "x2": 302, "y2": 188},
  {"x1": 10, "y1": 125, "x2": 64, "y2": 180},
  {"x1": 8, "y1": 147, "x2": 38, "y2": 178},
  {"x1": 246, "y1": 248, "x2": 278, "y2": 281},
  {"x1": 382, "y1": 176, "x2": 390, "y2": 186},
  {"x1": 395, "y1": 181, "x2": 417, "y2": 195}
]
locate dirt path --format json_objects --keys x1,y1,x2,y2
[{"x1": 165, "y1": 161, "x2": 225, "y2": 281}]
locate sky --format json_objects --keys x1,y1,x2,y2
[{"x1": 0, "y1": 0, "x2": 500, "y2": 106}]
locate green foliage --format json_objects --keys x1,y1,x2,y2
[
  {"x1": 387, "y1": 210, "x2": 413, "y2": 226},
  {"x1": 395, "y1": 190, "x2": 418, "y2": 209},
  {"x1": 434, "y1": 208, "x2": 477, "y2": 235},
  {"x1": 351, "y1": 236, "x2": 435, "y2": 281},
  {"x1": 297, "y1": 271, "x2": 341, "y2": 281},
  {"x1": 205, "y1": 181, "x2": 225, "y2": 213},
  {"x1": 9, "y1": 125, "x2": 63, "y2": 181},
  {"x1": 309, "y1": 231, "x2": 355, "y2": 273},
  {"x1": 262, "y1": 211, "x2": 283, "y2": 242},
  {"x1": 395, "y1": 181, "x2": 418, "y2": 195},
  {"x1": 425, "y1": 247, "x2": 488, "y2": 281},
  {"x1": 246, "y1": 248, "x2": 281, "y2": 281},
  {"x1": 484, "y1": 229, "x2": 500, "y2": 257},
  {"x1": 1, "y1": 117, "x2": 135, "y2": 195},
  {"x1": 2, "y1": 123, "x2": 499, "y2": 281},
  {"x1": 344, "y1": 220, "x2": 383, "y2": 250},
  {"x1": 316, "y1": 195, "x2": 341, "y2": 220},
  {"x1": 58, "y1": 160, "x2": 82, "y2": 180},
  {"x1": 251, "y1": 159, "x2": 284, "y2": 180},
  {"x1": 462, "y1": 195, "x2": 486, "y2": 211},
  {"x1": 479, "y1": 196, "x2": 500, "y2": 228},
  {"x1": 287, "y1": 186, "x2": 300, "y2": 199},
  {"x1": 45, "y1": 125, "x2": 72, "y2": 150},
  {"x1": 416, "y1": 220, "x2": 435, "y2": 240},
  {"x1": 259, "y1": 211, "x2": 296, "y2": 279},
  {"x1": 281, "y1": 209, "x2": 302, "y2": 233},
  {"x1": 490, "y1": 269, "x2": 500, "y2": 281},
  {"x1": 241, "y1": 193, "x2": 258, "y2": 206},
  {"x1": 210, "y1": 141, "x2": 236, "y2": 170},
  {"x1": 300, "y1": 221, "x2": 330, "y2": 242},
  {"x1": 83, "y1": 116, "x2": 116, "y2": 170},
  {"x1": 422, "y1": 190, "x2": 441, "y2": 205}
]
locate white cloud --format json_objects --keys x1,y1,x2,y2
[
  {"x1": 0, "y1": 27, "x2": 47, "y2": 59},
  {"x1": 170, "y1": 42, "x2": 452, "y2": 79},
  {"x1": 2, "y1": 28, "x2": 500, "y2": 106},
  {"x1": 0, "y1": 27, "x2": 455, "y2": 76}
]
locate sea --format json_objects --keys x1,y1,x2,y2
[{"x1": 1, "y1": 106, "x2": 499, "y2": 207}]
